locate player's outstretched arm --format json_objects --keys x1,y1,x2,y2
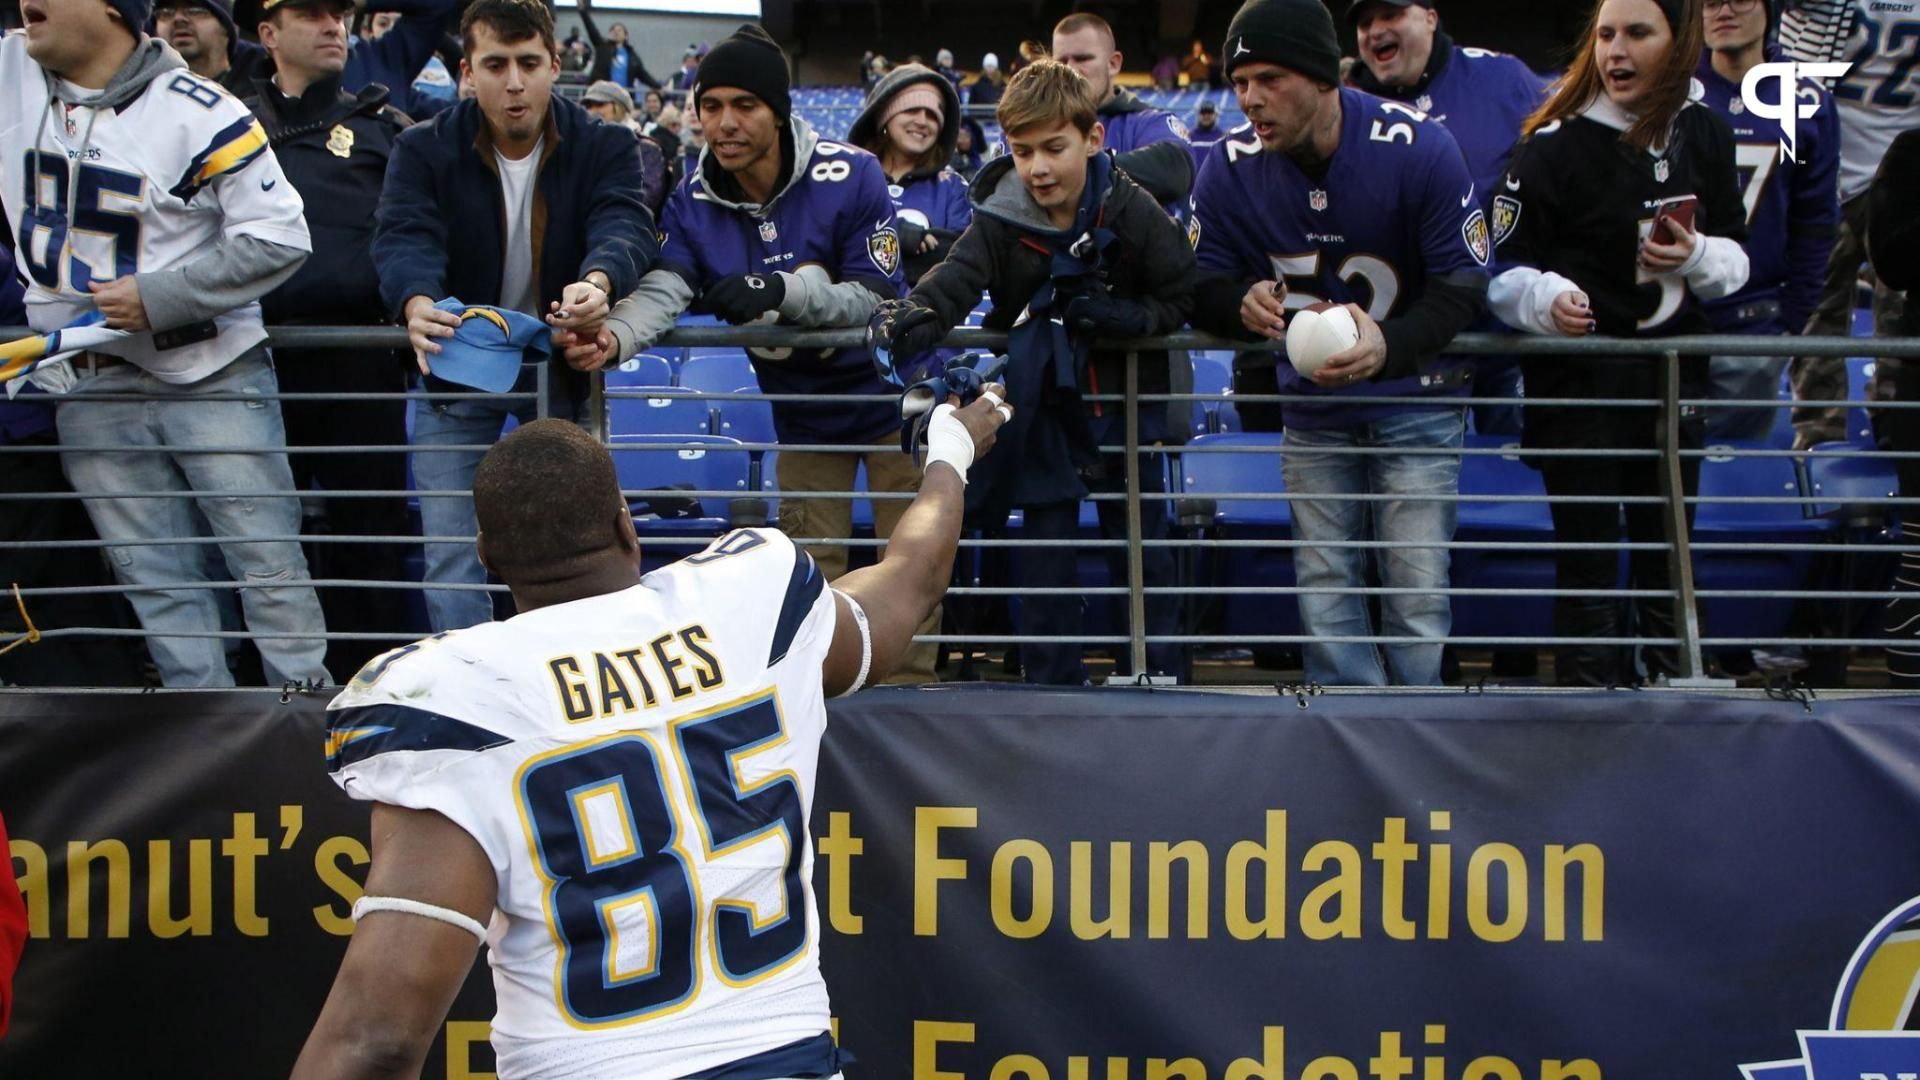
[
  {"x1": 290, "y1": 805, "x2": 496, "y2": 1080},
  {"x1": 822, "y1": 388, "x2": 1010, "y2": 696}
]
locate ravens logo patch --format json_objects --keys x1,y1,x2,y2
[
  {"x1": 1492, "y1": 195, "x2": 1521, "y2": 247},
  {"x1": 1461, "y1": 209, "x2": 1490, "y2": 266},
  {"x1": 868, "y1": 226, "x2": 901, "y2": 276}
]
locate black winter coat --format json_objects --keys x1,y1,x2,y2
[
  {"x1": 247, "y1": 76, "x2": 411, "y2": 325},
  {"x1": 908, "y1": 155, "x2": 1195, "y2": 406}
]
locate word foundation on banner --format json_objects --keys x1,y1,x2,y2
[{"x1": 818, "y1": 807, "x2": 1606, "y2": 944}]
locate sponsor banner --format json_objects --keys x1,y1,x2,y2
[{"x1": 3, "y1": 689, "x2": 1919, "y2": 1077}]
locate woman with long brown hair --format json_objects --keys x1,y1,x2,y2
[{"x1": 1488, "y1": 0, "x2": 1750, "y2": 686}]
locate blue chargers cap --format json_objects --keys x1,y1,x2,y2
[{"x1": 425, "y1": 299, "x2": 552, "y2": 394}]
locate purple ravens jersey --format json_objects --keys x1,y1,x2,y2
[
  {"x1": 1694, "y1": 50, "x2": 1841, "y2": 333},
  {"x1": 1356, "y1": 42, "x2": 1548, "y2": 212},
  {"x1": 887, "y1": 168, "x2": 972, "y2": 235},
  {"x1": 1193, "y1": 87, "x2": 1489, "y2": 429},
  {"x1": 1098, "y1": 93, "x2": 1189, "y2": 154},
  {"x1": 1188, "y1": 123, "x2": 1230, "y2": 174},
  {"x1": 657, "y1": 137, "x2": 905, "y2": 445}
]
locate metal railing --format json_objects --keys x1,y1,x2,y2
[{"x1": 4, "y1": 324, "x2": 1918, "y2": 690}]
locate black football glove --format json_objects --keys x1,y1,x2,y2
[
  {"x1": 703, "y1": 273, "x2": 787, "y2": 325},
  {"x1": 1065, "y1": 285, "x2": 1153, "y2": 340},
  {"x1": 866, "y1": 299, "x2": 949, "y2": 384}
]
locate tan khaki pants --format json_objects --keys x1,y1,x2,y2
[{"x1": 775, "y1": 442, "x2": 940, "y2": 683}]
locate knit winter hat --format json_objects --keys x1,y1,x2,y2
[
  {"x1": 883, "y1": 82, "x2": 946, "y2": 129},
  {"x1": 695, "y1": 23, "x2": 791, "y2": 123},
  {"x1": 1223, "y1": 0, "x2": 1343, "y2": 86}
]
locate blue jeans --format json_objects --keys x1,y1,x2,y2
[
  {"x1": 1281, "y1": 408, "x2": 1464, "y2": 686},
  {"x1": 55, "y1": 349, "x2": 329, "y2": 687},
  {"x1": 410, "y1": 390, "x2": 545, "y2": 632}
]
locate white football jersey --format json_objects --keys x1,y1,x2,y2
[
  {"x1": 0, "y1": 33, "x2": 309, "y2": 382},
  {"x1": 1779, "y1": 0, "x2": 1920, "y2": 200},
  {"x1": 327, "y1": 529, "x2": 839, "y2": 1080}
]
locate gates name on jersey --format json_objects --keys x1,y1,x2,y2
[
  {"x1": 0, "y1": 34, "x2": 308, "y2": 382},
  {"x1": 656, "y1": 121, "x2": 903, "y2": 446},
  {"x1": 327, "y1": 528, "x2": 837, "y2": 1078},
  {"x1": 1191, "y1": 86, "x2": 1487, "y2": 427}
]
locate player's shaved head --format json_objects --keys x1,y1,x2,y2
[{"x1": 474, "y1": 420, "x2": 636, "y2": 595}]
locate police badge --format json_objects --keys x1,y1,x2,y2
[
  {"x1": 326, "y1": 124, "x2": 355, "y2": 159},
  {"x1": 1492, "y1": 194, "x2": 1521, "y2": 246},
  {"x1": 1309, "y1": 189, "x2": 1328, "y2": 212},
  {"x1": 1461, "y1": 209, "x2": 1491, "y2": 265},
  {"x1": 868, "y1": 226, "x2": 901, "y2": 275}
]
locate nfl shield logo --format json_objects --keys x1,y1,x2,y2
[
  {"x1": 1416, "y1": 94, "x2": 1434, "y2": 113},
  {"x1": 1729, "y1": 96, "x2": 1745, "y2": 115},
  {"x1": 758, "y1": 220, "x2": 779, "y2": 243},
  {"x1": 1309, "y1": 189, "x2": 1328, "y2": 212},
  {"x1": 1654, "y1": 159, "x2": 1671, "y2": 183}
]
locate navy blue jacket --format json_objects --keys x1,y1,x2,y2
[{"x1": 373, "y1": 95, "x2": 657, "y2": 400}]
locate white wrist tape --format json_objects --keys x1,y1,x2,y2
[
  {"x1": 832, "y1": 589, "x2": 872, "y2": 697},
  {"x1": 923, "y1": 402, "x2": 976, "y2": 483},
  {"x1": 352, "y1": 895, "x2": 489, "y2": 943}
]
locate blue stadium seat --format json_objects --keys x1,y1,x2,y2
[
  {"x1": 608, "y1": 434, "x2": 753, "y2": 555},
  {"x1": 1806, "y1": 443, "x2": 1898, "y2": 522},
  {"x1": 1847, "y1": 356, "x2": 1877, "y2": 447},
  {"x1": 678, "y1": 352, "x2": 757, "y2": 394},
  {"x1": 715, "y1": 385, "x2": 775, "y2": 448},
  {"x1": 1178, "y1": 432, "x2": 1288, "y2": 529},
  {"x1": 605, "y1": 353, "x2": 673, "y2": 388},
  {"x1": 606, "y1": 385, "x2": 714, "y2": 438},
  {"x1": 1191, "y1": 352, "x2": 1231, "y2": 435},
  {"x1": 1176, "y1": 432, "x2": 1297, "y2": 639},
  {"x1": 1693, "y1": 443, "x2": 1827, "y2": 639},
  {"x1": 1450, "y1": 436, "x2": 1558, "y2": 639}
]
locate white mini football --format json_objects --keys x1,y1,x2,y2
[{"x1": 1285, "y1": 303, "x2": 1359, "y2": 377}]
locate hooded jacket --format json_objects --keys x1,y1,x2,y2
[
  {"x1": 848, "y1": 63, "x2": 972, "y2": 283},
  {"x1": 906, "y1": 152, "x2": 1195, "y2": 508},
  {"x1": 2, "y1": 34, "x2": 311, "y2": 382}
]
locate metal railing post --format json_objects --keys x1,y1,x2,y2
[
  {"x1": 590, "y1": 370, "x2": 607, "y2": 443},
  {"x1": 1658, "y1": 349, "x2": 1727, "y2": 686},
  {"x1": 1123, "y1": 349, "x2": 1151, "y2": 681},
  {"x1": 536, "y1": 357, "x2": 552, "y2": 422}
]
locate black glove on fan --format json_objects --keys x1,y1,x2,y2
[{"x1": 703, "y1": 273, "x2": 787, "y2": 324}]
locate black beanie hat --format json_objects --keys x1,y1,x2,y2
[
  {"x1": 695, "y1": 23, "x2": 792, "y2": 124},
  {"x1": 1224, "y1": 0, "x2": 1343, "y2": 86}
]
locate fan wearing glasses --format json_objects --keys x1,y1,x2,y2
[{"x1": 1691, "y1": 0, "x2": 1839, "y2": 443}]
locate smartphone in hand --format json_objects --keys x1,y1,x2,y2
[{"x1": 1649, "y1": 194, "x2": 1699, "y2": 245}]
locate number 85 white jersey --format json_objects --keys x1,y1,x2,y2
[
  {"x1": 326, "y1": 529, "x2": 839, "y2": 1080},
  {"x1": 0, "y1": 34, "x2": 309, "y2": 381}
]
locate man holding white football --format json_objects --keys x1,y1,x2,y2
[{"x1": 1190, "y1": 0, "x2": 1490, "y2": 688}]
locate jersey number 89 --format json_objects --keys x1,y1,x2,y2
[{"x1": 515, "y1": 692, "x2": 809, "y2": 1026}]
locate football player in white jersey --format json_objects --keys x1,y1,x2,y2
[
  {"x1": 292, "y1": 390, "x2": 1011, "y2": 1079},
  {"x1": 1, "y1": 0, "x2": 327, "y2": 687}
]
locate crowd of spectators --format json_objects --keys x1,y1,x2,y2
[{"x1": 0, "y1": 0, "x2": 1914, "y2": 693}]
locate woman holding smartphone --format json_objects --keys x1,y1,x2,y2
[{"x1": 1489, "y1": 0, "x2": 1749, "y2": 686}]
